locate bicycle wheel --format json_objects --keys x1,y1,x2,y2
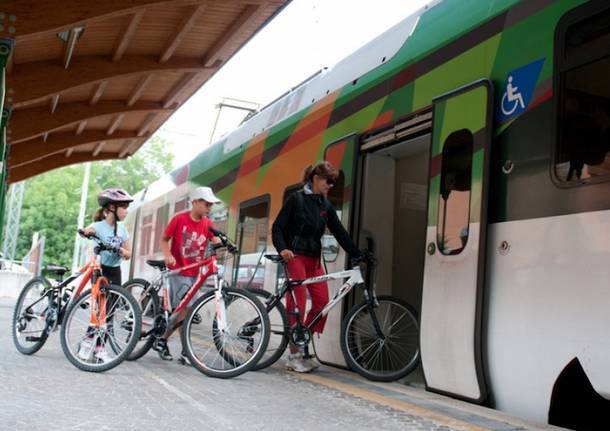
[
  {"x1": 12, "y1": 277, "x2": 53, "y2": 355},
  {"x1": 246, "y1": 288, "x2": 289, "y2": 371},
  {"x1": 341, "y1": 295, "x2": 420, "y2": 382},
  {"x1": 181, "y1": 287, "x2": 270, "y2": 379},
  {"x1": 60, "y1": 284, "x2": 141, "y2": 372},
  {"x1": 123, "y1": 279, "x2": 160, "y2": 361}
]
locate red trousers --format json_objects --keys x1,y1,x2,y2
[{"x1": 285, "y1": 254, "x2": 329, "y2": 334}]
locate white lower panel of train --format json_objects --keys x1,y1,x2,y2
[{"x1": 486, "y1": 209, "x2": 610, "y2": 422}]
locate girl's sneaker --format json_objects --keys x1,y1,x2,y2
[{"x1": 285, "y1": 353, "x2": 312, "y2": 373}]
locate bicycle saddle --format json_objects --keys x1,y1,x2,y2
[
  {"x1": 146, "y1": 259, "x2": 167, "y2": 270},
  {"x1": 44, "y1": 264, "x2": 68, "y2": 276},
  {"x1": 264, "y1": 254, "x2": 284, "y2": 263}
]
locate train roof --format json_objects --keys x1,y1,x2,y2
[{"x1": 139, "y1": 0, "x2": 523, "y2": 205}]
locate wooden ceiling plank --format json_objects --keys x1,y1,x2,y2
[
  {"x1": 203, "y1": 4, "x2": 263, "y2": 67},
  {"x1": 127, "y1": 74, "x2": 153, "y2": 107},
  {"x1": 162, "y1": 72, "x2": 198, "y2": 108},
  {"x1": 89, "y1": 80, "x2": 108, "y2": 106},
  {"x1": 107, "y1": 114, "x2": 125, "y2": 135},
  {"x1": 10, "y1": 100, "x2": 170, "y2": 143},
  {"x1": 9, "y1": 130, "x2": 140, "y2": 168},
  {"x1": 11, "y1": 55, "x2": 212, "y2": 107},
  {"x1": 159, "y1": 3, "x2": 208, "y2": 63},
  {"x1": 113, "y1": 10, "x2": 145, "y2": 62}
]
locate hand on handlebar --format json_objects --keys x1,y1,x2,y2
[
  {"x1": 78, "y1": 228, "x2": 95, "y2": 239},
  {"x1": 164, "y1": 254, "x2": 176, "y2": 266},
  {"x1": 280, "y1": 249, "x2": 294, "y2": 261}
]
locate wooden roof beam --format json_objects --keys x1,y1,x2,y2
[
  {"x1": 203, "y1": 4, "x2": 263, "y2": 67},
  {"x1": 9, "y1": 152, "x2": 120, "y2": 184},
  {"x1": 162, "y1": 72, "x2": 198, "y2": 108},
  {"x1": 9, "y1": 100, "x2": 170, "y2": 143},
  {"x1": 107, "y1": 114, "x2": 124, "y2": 135},
  {"x1": 10, "y1": 55, "x2": 211, "y2": 107},
  {"x1": 160, "y1": 3, "x2": 208, "y2": 63},
  {"x1": 127, "y1": 74, "x2": 153, "y2": 106},
  {"x1": 137, "y1": 113, "x2": 158, "y2": 136},
  {"x1": 9, "y1": 130, "x2": 140, "y2": 168},
  {"x1": 113, "y1": 10, "x2": 145, "y2": 62},
  {"x1": 89, "y1": 80, "x2": 108, "y2": 106}
]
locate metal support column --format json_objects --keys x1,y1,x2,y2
[{"x1": 0, "y1": 38, "x2": 15, "y2": 245}]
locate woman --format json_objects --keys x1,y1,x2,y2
[{"x1": 272, "y1": 161, "x2": 362, "y2": 373}]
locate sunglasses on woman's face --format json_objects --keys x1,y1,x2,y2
[{"x1": 324, "y1": 177, "x2": 336, "y2": 186}]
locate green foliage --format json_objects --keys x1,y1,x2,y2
[{"x1": 15, "y1": 136, "x2": 175, "y2": 266}]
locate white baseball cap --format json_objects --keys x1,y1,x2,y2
[{"x1": 190, "y1": 186, "x2": 221, "y2": 203}]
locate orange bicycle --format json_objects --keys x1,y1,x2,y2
[{"x1": 12, "y1": 229, "x2": 141, "y2": 372}]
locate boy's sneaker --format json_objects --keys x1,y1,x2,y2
[
  {"x1": 192, "y1": 313, "x2": 202, "y2": 325},
  {"x1": 303, "y1": 356, "x2": 320, "y2": 371},
  {"x1": 77, "y1": 336, "x2": 94, "y2": 360},
  {"x1": 285, "y1": 353, "x2": 313, "y2": 373},
  {"x1": 153, "y1": 339, "x2": 173, "y2": 361},
  {"x1": 94, "y1": 346, "x2": 112, "y2": 363}
]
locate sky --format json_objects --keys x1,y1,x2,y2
[{"x1": 158, "y1": 0, "x2": 432, "y2": 168}]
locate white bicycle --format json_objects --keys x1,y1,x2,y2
[{"x1": 247, "y1": 253, "x2": 420, "y2": 382}]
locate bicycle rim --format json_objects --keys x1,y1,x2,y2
[
  {"x1": 124, "y1": 279, "x2": 158, "y2": 361},
  {"x1": 12, "y1": 278, "x2": 51, "y2": 354},
  {"x1": 183, "y1": 289, "x2": 269, "y2": 378},
  {"x1": 342, "y1": 297, "x2": 419, "y2": 381},
  {"x1": 60, "y1": 286, "x2": 141, "y2": 372}
]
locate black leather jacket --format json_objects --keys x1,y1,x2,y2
[{"x1": 271, "y1": 188, "x2": 360, "y2": 258}]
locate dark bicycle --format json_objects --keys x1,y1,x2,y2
[{"x1": 248, "y1": 253, "x2": 420, "y2": 382}]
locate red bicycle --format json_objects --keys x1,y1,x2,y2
[{"x1": 123, "y1": 228, "x2": 270, "y2": 378}]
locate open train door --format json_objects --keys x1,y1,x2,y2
[{"x1": 420, "y1": 80, "x2": 493, "y2": 402}]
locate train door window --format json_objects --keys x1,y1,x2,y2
[
  {"x1": 555, "y1": 5, "x2": 610, "y2": 184},
  {"x1": 153, "y1": 204, "x2": 169, "y2": 253},
  {"x1": 139, "y1": 213, "x2": 153, "y2": 256},
  {"x1": 322, "y1": 171, "x2": 345, "y2": 263},
  {"x1": 234, "y1": 196, "x2": 269, "y2": 289},
  {"x1": 274, "y1": 185, "x2": 301, "y2": 289},
  {"x1": 436, "y1": 129, "x2": 473, "y2": 255}
]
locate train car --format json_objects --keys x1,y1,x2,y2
[{"x1": 123, "y1": 0, "x2": 610, "y2": 427}]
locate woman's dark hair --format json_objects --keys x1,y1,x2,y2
[{"x1": 302, "y1": 161, "x2": 339, "y2": 184}]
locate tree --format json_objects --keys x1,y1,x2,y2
[{"x1": 15, "y1": 136, "x2": 175, "y2": 266}]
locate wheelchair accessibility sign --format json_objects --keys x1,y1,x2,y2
[{"x1": 497, "y1": 58, "x2": 545, "y2": 122}]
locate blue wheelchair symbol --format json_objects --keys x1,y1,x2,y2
[{"x1": 497, "y1": 59, "x2": 545, "y2": 122}]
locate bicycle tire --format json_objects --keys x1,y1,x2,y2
[
  {"x1": 246, "y1": 288, "x2": 289, "y2": 371},
  {"x1": 12, "y1": 277, "x2": 53, "y2": 355},
  {"x1": 341, "y1": 295, "x2": 420, "y2": 382},
  {"x1": 181, "y1": 287, "x2": 270, "y2": 379},
  {"x1": 123, "y1": 278, "x2": 160, "y2": 361},
  {"x1": 60, "y1": 284, "x2": 142, "y2": 372}
]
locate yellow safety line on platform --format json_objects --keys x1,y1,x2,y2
[{"x1": 288, "y1": 371, "x2": 490, "y2": 431}]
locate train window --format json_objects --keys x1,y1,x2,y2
[
  {"x1": 322, "y1": 171, "x2": 345, "y2": 263},
  {"x1": 139, "y1": 214, "x2": 153, "y2": 256},
  {"x1": 234, "y1": 196, "x2": 269, "y2": 289},
  {"x1": 555, "y1": 7, "x2": 610, "y2": 184},
  {"x1": 436, "y1": 129, "x2": 473, "y2": 255},
  {"x1": 174, "y1": 197, "x2": 187, "y2": 213},
  {"x1": 153, "y1": 204, "x2": 169, "y2": 253}
]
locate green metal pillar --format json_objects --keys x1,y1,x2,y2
[{"x1": 0, "y1": 38, "x2": 15, "y2": 244}]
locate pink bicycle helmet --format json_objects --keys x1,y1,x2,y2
[{"x1": 98, "y1": 188, "x2": 134, "y2": 207}]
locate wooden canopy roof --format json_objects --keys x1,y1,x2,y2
[{"x1": 1, "y1": 0, "x2": 289, "y2": 183}]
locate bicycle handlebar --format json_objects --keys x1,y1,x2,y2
[
  {"x1": 77, "y1": 229, "x2": 121, "y2": 255},
  {"x1": 209, "y1": 227, "x2": 238, "y2": 254}
]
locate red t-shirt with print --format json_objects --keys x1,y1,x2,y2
[{"x1": 163, "y1": 211, "x2": 215, "y2": 277}]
